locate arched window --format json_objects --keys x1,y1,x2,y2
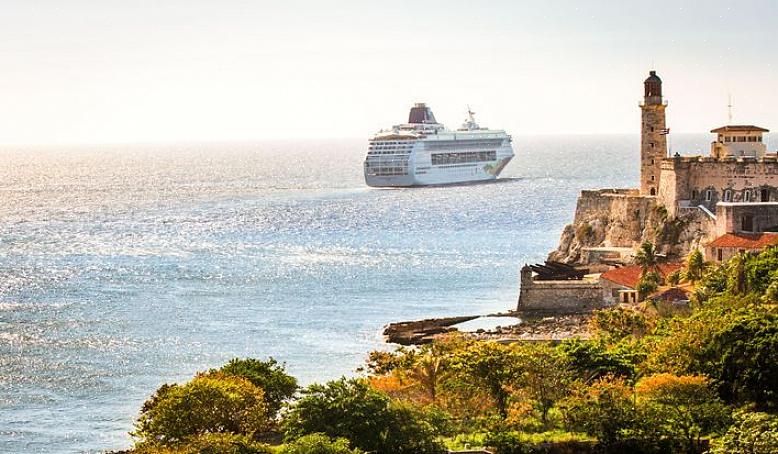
[
  {"x1": 705, "y1": 189, "x2": 712, "y2": 201},
  {"x1": 723, "y1": 190, "x2": 732, "y2": 202},
  {"x1": 650, "y1": 187, "x2": 656, "y2": 196},
  {"x1": 762, "y1": 188, "x2": 770, "y2": 202},
  {"x1": 744, "y1": 190, "x2": 751, "y2": 202}
]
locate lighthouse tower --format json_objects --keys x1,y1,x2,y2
[{"x1": 640, "y1": 71, "x2": 667, "y2": 196}]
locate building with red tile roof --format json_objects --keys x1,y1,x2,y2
[
  {"x1": 599, "y1": 263, "x2": 684, "y2": 304},
  {"x1": 705, "y1": 232, "x2": 778, "y2": 263}
]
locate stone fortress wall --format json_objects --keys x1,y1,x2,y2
[
  {"x1": 517, "y1": 266, "x2": 606, "y2": 313},
  {"x1": 659, "y1": 155, "x2": 778, "y2": 217}
]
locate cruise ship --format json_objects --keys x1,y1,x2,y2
[{"x1": 364, "y1": 103, "x2": 515, "y2": 187}]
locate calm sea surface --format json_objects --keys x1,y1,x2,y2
[{"x1": 0, "y1": 135, "x2": 716, "y2": 452}]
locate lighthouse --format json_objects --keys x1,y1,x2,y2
[{"x1": 640, "y1": 70, "x2": 667, "y2": 196}]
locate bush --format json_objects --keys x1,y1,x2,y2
[
  {"x1": 283, "y1": 378, "x2": 445, "y2": 454},
  {"x1": 210, "y1": 358, "x2": 298, "y2": 417},
  {"x1": 280, "y1": 433, "x2": 363, "y2": 454},
  {"x1": 709, "y1": 410, "x2": 778, "y2": 454},
  {"x1": 133, "y1": 376, "x2": 270, "y2": 446}
]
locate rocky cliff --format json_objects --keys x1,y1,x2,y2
[{"x1": 548, "y1": 189, "x2": 715, "y2": 265}]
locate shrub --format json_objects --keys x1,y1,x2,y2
[{"x1": 709, "y1": 410, "x2": 778, "y2": 454}]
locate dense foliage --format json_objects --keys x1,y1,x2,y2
[
  {"x1": 209, "y1": 357, "x2": 298, "y2": 417},
  {"x1": 283, "y1": 378, "x2": 445, "y2": 454},
  {"x1": 125, "y1": 246, "x2": 778, "y2": 454}
]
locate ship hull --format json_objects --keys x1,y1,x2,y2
[{"x1": 365, "y1": 155, "x2": 513, "y2": 187}]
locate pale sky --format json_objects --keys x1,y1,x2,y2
[{"x1": 1, "y1": 0, "x2": 777, "y2": 145}]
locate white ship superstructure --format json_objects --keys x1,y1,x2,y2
[{"x1": 364, "y1": 103, "x2": 514, "y2": 187}]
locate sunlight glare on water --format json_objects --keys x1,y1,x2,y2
[{"x1": 0, "y1": 135, "x2": 713, "y2": 452}]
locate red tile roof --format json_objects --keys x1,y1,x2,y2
[
  {"x1": 707, "y1": 233, "x2": 778, "y2": 249},
  {"x1": 649, "y1": 286, "x2": 691, "y2": 302},
  {"x1": 600, "y1": 263, "x2": 684, "y2": 289}
]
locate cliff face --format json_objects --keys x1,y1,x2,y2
[{"x1": 548, "y1": 189, "x2": 715, "y2": 265}]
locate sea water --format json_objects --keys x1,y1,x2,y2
[{"x1": 0, "y1": 134, "x2": 715, "y2": 452}]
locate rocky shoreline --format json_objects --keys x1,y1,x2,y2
[{"x1": 383, "y1": 312, "x2": 591, "y2": 346}]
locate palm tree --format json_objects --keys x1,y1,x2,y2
[
  {"x1": 634, "y1": 241, "x2": 659, "y2": 276},
  {"x1": 683, "y1": 249, "x2": 707, "y2": 284}
]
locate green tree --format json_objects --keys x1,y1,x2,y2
[
  {"x1": 514, "y1": 343, "x2": 573, "y2": 426},
  {"x1": 636, "y1": 374, "x2": 729, "y2": 453},
  {"x1": 745, "y1": 246, "x2": 778, "y2": 295},
  {"x1": 450, "y1": 341, "x2": 522, "y2": 419},
  {"x1": 283, "y1": 378, "x2": 444, "y2": 454},
  {"x1": 709, "y1": 410, "x2": 778, "y2": 454},
  {"x1": 697, "y1": 311, "x2": 778, "y2": 409},
  {"x1": 590, "y1": 307, "x2": 653, "y2": 341},
  {"x1": 683, "y1": 249, "x2": 707, "y2": 284},
  {"x1": 210, "y1": 358, "x2": 298, "y2": 417},
  {"x1": 133, "y1": 376, "x2": 270, "y2": 446},
  {"x1": 280, "y1": 433, "x2": 363, "y2": 454},
  {"x1": 559, "y1": 339, "x2": 637, "y2": 383}
]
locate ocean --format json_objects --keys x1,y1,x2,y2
[{"x1": 0, "y1": 134, "x2": 717, "y2": 452}]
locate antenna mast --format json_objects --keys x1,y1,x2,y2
[{"x1": 727, "y1": 93, "x2": 733, "y2": 124}]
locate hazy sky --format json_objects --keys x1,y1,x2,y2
[{"x1": 1, "y1": 0, "x2": 777, "y2": 145}]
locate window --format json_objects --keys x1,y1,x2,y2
[
  {"x1": 650, "y1": 175, "x2": 655, "y2": 181},
  {"x1": 650, "y1": 159, "x2": 655, "y2": 165},
  {"x1": 762, "y1": 188, "x2": 770, "y2": 202},
  {"x1": 691, "y1": 189, "x2": 699, "y2": 200},
  {"x1": 650, "y1": 187, "x2": 656, "y2": 196},
  {"x1": 705, "y1": 190, "x2": 712, "y2": 201},
  {"x1": 742, "y1": 214, "x2": 754, "y2": 232},
  {"x1": 723, "y1": 190, "x2": 731, "y2": 202},
  {"x1": 717, "y1": 248, "x2": 723, "y2": 262},
  {"x1": 744, "y1": 191, "x2": 751, "y2": 202}
]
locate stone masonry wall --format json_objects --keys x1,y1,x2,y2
[{"x1": 517, "y1": 266, "x2": 607, "y2": 313}]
